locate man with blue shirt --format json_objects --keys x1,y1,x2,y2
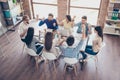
[
  {"x1": 39, "y1": 13, "x2": 58, "y2": 30},
  {"x1": 58, "y1": 36, "x2": 87, "y2": 60}
]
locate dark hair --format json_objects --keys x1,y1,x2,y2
[
  {"x1": 66, "y1": 15, "x2": 72, "y2": 22},
  {"x1": 48, "y1": 13, "x2": 54, "y2": 17},
  {"x1": 95, "y1": 26, "x2": 103, "y2": 41},
  {"x1": 82, "y1": 16, "x2": 87, "y2": 20},
  {"x1": 24, "y1": 27, "x2": 34, "y2": 46},
  {"x1": 45, "y1": 32, "x2": 53, "y2": 51},
  {"x1": 22, "y1": 15, "x2": 28, "y2": 21},
  {"x1": 66, "y1": 36, "x2": 75, "y2": 46}
]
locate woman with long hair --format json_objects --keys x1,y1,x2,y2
[
  {"x1": 23, "y1": 27, "x2": 43, "y2": 54},
  {"x1": 44, "y1": 32, "x2": 53, "y2": 51},
  {"x1": 57, "y1": 15, "x2": 74, "y2": 36},
  {"x1": 85, "y1": 26, "x2": 103, "y2": 56},
  {"x1": 44, "y1": 32, "x2": 60, "y2": 57}
]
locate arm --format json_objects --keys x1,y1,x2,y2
[
  {"x1": 20, "y1": 29, "x2": 27, "y2": 38},
  {"x1": 18, "y1": 24, "x2": 28, "y2": 38},
  {"x1": 88, "y1": 23, "x2": 92, "y2": 34},
  {"x1": 56, "y1": 18, "x2": 64, "y2": 26},
  {"x1": 57, "y1": 38, "x2": 66, "y2": 46},
  {"x1": 39, "y1": 19, "x2": 45, "y2": 26},
  {"x1": 74, "y1": 39, "x2": 85, "y2": 53},
  {"x1": 74, "y1": 22, "x2": 80, "y2": 27}
]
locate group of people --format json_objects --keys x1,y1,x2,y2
[{"x1": 18, "y1": 13, "x2": 103, "y2": 62}]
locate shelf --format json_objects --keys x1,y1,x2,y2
[
  {"x1": 103, "y1": 32, "x2": 120, "y2": 35},
  {"x1": 106, "y1": 19, "x2": 120, "y2": 22},
  {"x1": 105, "y1": 26, "x2": 120, "y2": 29},
  {"x1": 110, "y1": 1, "x2": 120, "y2": 3},
  {"x1": 108, "y1": 11, "x2": 120, "y2": 13}
]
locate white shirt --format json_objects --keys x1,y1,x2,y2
[{"x1": 18, "y1": 21, "x2": 29, "y2": 39}]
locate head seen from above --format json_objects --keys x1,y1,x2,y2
[
  {"x1": 48, "y1": 13, "x2": 54, "y2": 21},
  {"x1": 81, "y1": 16, "x2": 87, "y2": 24},
  {"x1": 66, "y1": 36, "x2": 75, "y2": 46}
]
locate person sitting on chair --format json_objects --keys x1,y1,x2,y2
[
  {"x1": 57, "y1": 15, "x2": 74, "y2": 36},
  {"x1": 22, "y1": 27, "x2": 43, "y2": 55},
  {"x1": 74, "y1": 16, "x2": 92, "y2": 37},
  {"x1": 18, "y1": 15, "x2": 30, "y2": 41},
  {"x1": 39, "y1": 13, "x2": 58, "y2": 31},
  {"x1": 44, "y1": 32, "x2": 60, "y2": 58},
  {"x1": 58, "y1": 36, "x2": 86, "y2": 59},
  {"x1": 84, "y1": 26, "x2": 103, "y2": 56}
]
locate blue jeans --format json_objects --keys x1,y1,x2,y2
[
  {"x1": 85, "y1": 45, "x2": 98, "y2": 55},
  {"x1": 36, "y1": 45, "x2": 43, "y2": 55}
]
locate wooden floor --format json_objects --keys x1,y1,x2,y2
[{"x1": 0, "y1": 29, "x2": 120, "y2": 80}]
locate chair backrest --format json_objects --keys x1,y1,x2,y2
[
  {"x1": 26, "y1": 48, "x2": 38, "y2": 56},
  {"x1": 43, "y1": 52, "x2": 57, "y2": 60},
  {"x1": 63, "y1": 57, "x2": 78, "y2": 65}
]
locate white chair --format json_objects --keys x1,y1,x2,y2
[
  {"x1": 26, "y1": 47, "x2": 44, "y2": 70},
  {"x1": 63, "y1": 57, "x2": 78, "y2": 76},
  {"x1": 43, "y1": 52, "x2": 57, "y2": 73},
  {"x1": 85, "y1": 42, "x2": 106, "y2": 70}
]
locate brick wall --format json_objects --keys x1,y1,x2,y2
[
  {"x1": 97, "y1": 0, "x2": 109, "y2": 28},
  {"x1": 22, "y1": 0, "x2": 33, "y2": 19},
  {"x1": 57, "y1": 0, "x2": 68, "y2": 21}
]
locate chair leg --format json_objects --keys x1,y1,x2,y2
[
  {"x1": 44, "y1": 60, "x2": 48, "y2": 73},
  {"x1": 63, "y1": 63, "x2": 67, "y2": 77},
  {"x1": 95, "y1": 56, "x2": 98, "y2": 71},
  {"x1": 53, "y1": 61, "x2": 57, "y2": 73},
  {"x1": 35, "y1": 57, "x2": 39, "y2": 70},
  {"x1": 73, "y1": 64, "x2": 77, "y2": 76},
  {"x1": 22, "y1": 44, "x2": 25, "y2": 54}
]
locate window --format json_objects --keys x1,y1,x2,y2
[
  {"x1": 70, "y1": 0, "x2": 101, "y2": 25},
  {"x1": 70, "y1": 8, "x2": 99, "y2": 24},
  {"x1": 32, "y1": 0, "x2": 58, "y2": 18},
  {"x1": 70, "y1": 0, "x2": 101, "y2": 8},
  {"x1": 33, "y1": 4, "x2": 57, "y2": 18}
]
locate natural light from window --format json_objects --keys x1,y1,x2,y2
[
  {"x1": 33, "y1": 4, "x2": 57, "y2": 18},
  {"x1": 32, "y1": 0, "x2": 101, "y2": 25},
  {"x1": 70, "y1": 0, "x2": 101, "y2": 25}
]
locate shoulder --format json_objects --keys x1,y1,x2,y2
[
  {"x1": 77, "y1": 22, "x2": 82, "y2": 25},
  {"x1": 44, "y1": 19, "x2": 48, "y2": 21}
]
